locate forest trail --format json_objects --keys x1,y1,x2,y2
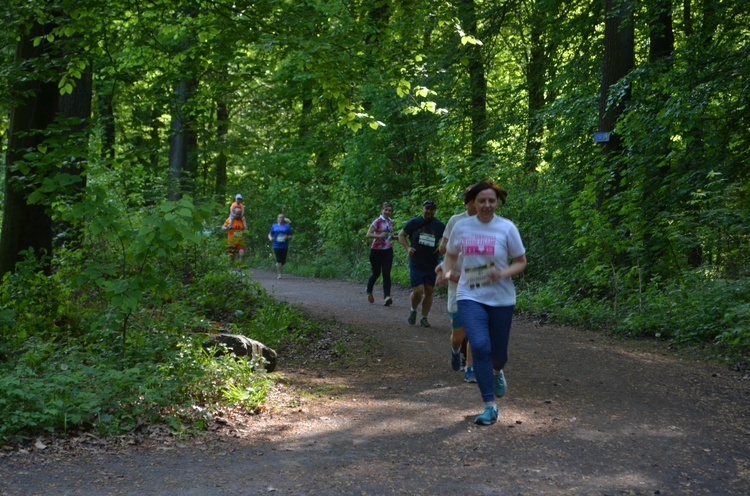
[{"x1": 1, "y1": 269, "x2": 749, "y2": 495}]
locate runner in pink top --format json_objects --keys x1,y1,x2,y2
[{"x1": 365, "y1": 201, "x2": 395, "y2": 306}]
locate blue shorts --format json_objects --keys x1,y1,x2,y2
[
  {"x1": 409, "y1": 266, "x2": 437, "y2": 288},
  {"x1": 449, "y1": 311, "x2": 463, "y2": 330}
]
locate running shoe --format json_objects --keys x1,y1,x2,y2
[
  {"x1": 494, "y1": 370, "x2": 507, "y2": 398},
  {"x1": 367, "y1": 293, "x2": 374, "y2": 304},
  {"x1": 474, "y1": 404, "x2": 498, "y2": 425},
  {"x1": 451, "y1": 349, "x2": 462, "y2": 371},
  {"x1": 383, "y1": 296, "x2": 392, "y2": 306},
  {"x1": 408, "y1": 309, "x2": 417, "y2": 325},
  {"x1": 420, "y1": 317, "x2": 431, "y2": 328},
  {"x1": 277, "y1": 274, "x2": 282, "y2": 279},
  {"x1": 464, "y1": 366, "x2": 477, "y2": 383}
]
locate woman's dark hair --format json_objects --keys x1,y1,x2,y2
[
  {"x1": 381, "y1": 201, "x2": 392, "y2": 210},
  {"x1": 463, "y1": 181, "x2": 508, "y2": 205},
  {"x1": 462, "y1": 185, "x2": 474, "y2": 205}
]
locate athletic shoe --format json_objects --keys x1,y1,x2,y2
[
  {"x1": 420, "y1": 317, "x2": 431, "y2": 328},
  {"x1": 474, "y1": 404, "x2": 498, "y2": 425},
  {"x1": 277, "y1": 274, "x2": 282, "y2": 279},
  {"x1": 464, "y1": 366, "x2": 477, "y2": 383},
  {"x1": 367, "y1": 293, "x2": 374, "y2": 304},
  {"x1": 494, "y1": 370, "x2": 507, "y2": 398},
  {"x1": 383, "y1": 296, "x2": 393, "y2": 306},
  {"x1": 407, "y1": 310, "x2": 417, "y2": 325},
  {"x1": 451, "y1": 349, "x2": 462, "y2": 371}
]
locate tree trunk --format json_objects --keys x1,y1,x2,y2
[
  {"x1": 641, "y1": 0, "x2": 674, "y2": 279},
  {"x1": 214, "y1": 100, "x2": 229, "y2": 199},
  {"x1": 0, "y1": 23, "x2": 58, "y2": 276},
  {"x1": 597, "y1": 0, "x2": 634, "y2": 205},
  {"x1": 523, "y1": 2, "x2": 547, "y2": 175},
  {"x1": 168, "y1": 78, "x2": 197, "y2": 200},
  {"x1": 458, "y1": 0, "x2": 488, "y2": 161},
  {"x1": 683, "y1": 0, "x2": 719, "y2": 268}
]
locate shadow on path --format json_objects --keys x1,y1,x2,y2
[{"x1": 1, "y1": 269, "x2": 749, "y2": 495}]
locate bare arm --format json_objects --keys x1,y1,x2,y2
[
  {"x1": 487, "y1": 254, "x2": 528, "y2": 283},
  {"x1": 366, "y1": 224, "x2": 383, "y2": 239},
  {"x1": 436, "y1": 252, "x2": 459, "y2": 285},
  {"x1": 397, "y1": 229, "x2": 415, "y2": 257},
  {"x1": 438, "y1": 236, "x2": 448, "y2": 255}
]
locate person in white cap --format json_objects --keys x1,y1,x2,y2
[
  {"x1": 222, "y1": 206, "x2": 247, "y2": 263},
  {"x1": 226, "y1": 194, "x2": 247, "y2": 231}
]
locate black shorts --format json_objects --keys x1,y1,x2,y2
[{"x1": 274, "y1": 248, "x2": 288, "y2": 264}]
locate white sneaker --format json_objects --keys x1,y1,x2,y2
[{"x1": 277, "y1": 274, "x2": 282, "y2": 279}]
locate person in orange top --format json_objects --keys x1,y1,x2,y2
[
  {"x1": 222, "y1": 207, "x2": 247, "y2": 262},
  {"x1": 227, "y1": 194, "x2": 248, "y2": 231}
]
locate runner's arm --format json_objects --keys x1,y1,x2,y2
[
  {"x1": 437, "y1": 252, "x2": 458, "y2": 285},
  {"x1": 366, "y1": 224, "x2": 379, "y2": 239},
  {"x1": 397, "y1": 229, "x2": 415, "y2": 256}
]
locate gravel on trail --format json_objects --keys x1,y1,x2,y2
[{"x1": 1, "y1": 269, "x2": 749, "y2": 496}]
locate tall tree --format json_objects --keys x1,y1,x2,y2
[
  {"x1": 458, "y1": 0, "x2": 489, "y2": 161},
  {"x1": 214, "y1": 98, "x2": 229, "y2": 199},
  {"x1": 640, "y1": 0, "x2": 675, "y2": 279},
  {"x1": 596, "y1": 0, "x2": 634, "y2": 212},
  {"x1": 0, "y1": 22, "x2": 58, "y2": 276},
  {"x1": 523, "y1": 0, "x2": 549, "y2": 174}
]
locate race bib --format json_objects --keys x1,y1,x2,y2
[
  {"x1": 418, "y1": 233, "x2": 436, "y2": 247},
  {"x1": 464, "y1": 262, "x2": 495, "y2": 289},
  {"x1": 232, "y1": 231, "x2": 244, "y2": 239},
  {"x1": 276, "y1": 234, "x2": 287, "y2": 242}
]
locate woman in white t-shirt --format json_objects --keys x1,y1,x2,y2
[{"x1": 437, "y1": 181, "x2": 527, "y2": 426}]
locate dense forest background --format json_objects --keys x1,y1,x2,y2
[{"x1": 0, "y1": 0, "x2": 748, "y2": 440}]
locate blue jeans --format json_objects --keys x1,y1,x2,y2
[{"x1": 458, "y1": 300, "x2": 514, "y2": 403}]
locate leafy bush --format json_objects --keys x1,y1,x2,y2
[
  {"x1": 619, "y1": 272, "x2": 750, "y2": 346},
  {"x1": 0, "y1": 197, "x2": 325, "y2": 444},
  {"x1": 0, "y1": 253, "x2": 74, "y2": 345},
  {"x1": 520, "y1": 267, "x2": 750, "y2": 361},
  {"x1": 0, "y1": 330, "x2": 278, "y2": 443}
]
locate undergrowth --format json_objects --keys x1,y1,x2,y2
[
  {"x1": 518, "y1": 268, "x2": 750, "y2": 368},
  {"x1": 0, "y1": 199, "x2": 323, "y2": 445}
]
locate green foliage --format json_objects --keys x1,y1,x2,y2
[
  {"x1": 0, "y1": 329, "x2": 277, "y2": 442},
  {"x1": 0, "y1": 257, "x2": 321, "y2": 443},
  {"x1": 520, "y1": 268, "x2": 750, "y2": 360},
  {"x1": 0, "y1": 193, "x2": 325, "y2": 443},
  {"x1": 3, "y1": 0, "x2": 750, "y2": 445},
  {"x1": 0, "y1": 252, "x2": 76, "y2": 346},
  {"x1": 619, "y1": 273, "x2": 750, "y2": 345},
  {"x1": 188, "y1": 269, "x2": 311, "y2": 349},
  {"x1": 61, "y1": 190, "x2": 216, "y2": 339}
]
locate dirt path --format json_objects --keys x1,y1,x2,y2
[{"x1": 2, "y1": 269, "x2": 749, "y2": 495}]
